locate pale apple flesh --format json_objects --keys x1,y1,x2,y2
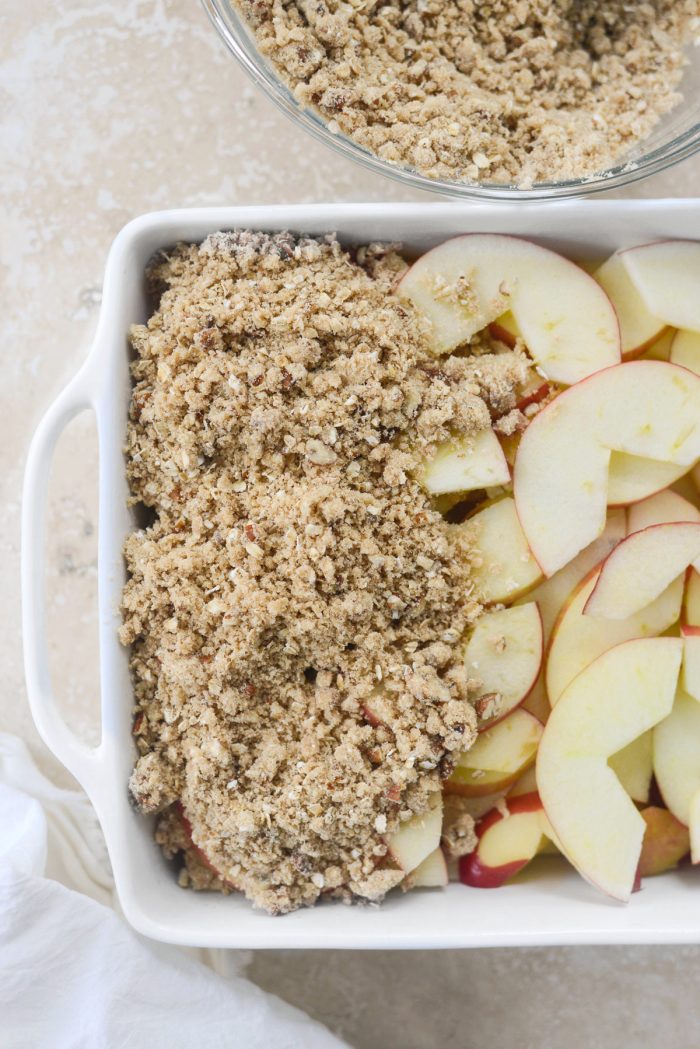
[
  {"x1": 459, "y1": 792, "x2": 549, "y2": 888},
  {"x1": 387, "y1": 796, "x2": 443, "y2": 873},
  {"x1": 638, "y1": 807, "x2": 690, "y2": 877},
  {"x1": 653, "y1": 688, "x2": 700, "y2": 830},
  {"x1": 607, "y1": 452, "x2": 689, "y2": 508},
  {"x1": 681, "y1": 567, "x2": 700, "y2": 702},
  {"x1": 405, "y1": 848, "x2": 449, "y2": 889},
  {"x1": 537, "y1": 637, "x2": 682, "y2": 901},
  {"x1": 461, "y1": 496, "x2": 543, "y2": 604},
  {"x1": 445, "y1": 709, "x2": 543, "y2": 798},
  {"x1": 517, "y1": 508, "x2": 626, "y2": 642},
  {"x1": 627, "y1": 489, "x2": 700, "y2": 533},
  {"x1": 689, "y1": 790, "x2": 700, "y2": 865},
  {"x1": 608, "y1": 731, "x2": 653, "y2": 805},
  {"x1": 397, "y1": 233, "x2": 621, "y2": 383},
  {"x1": 417, "y1": 427, "x2": 510, "y2": 495},
  {"x1": 514, "y1": 361, "x2": 700, "y2": 577},
  {"x1": 594, "y1": 252, "x2": 667, "y2": 359},
  {"x1": 464, "y1": 603, "x2": 543, "y2": 729},
  {"x1": 546, "y1": 567, "x2": 683, "y2": 706},
  {"x1": 642, "y1": 328, "x2": 674, "y2": 362},
  {"x1": 489, "y1": 311, "x2": 521, "y2": 348},
  {"x1": 583, "y1": 523, "x2": 700, "y2": 621},
  {"x1": 670, "y1": 329, "x2": 700, "y2": 376},
  {"x1": 621, "y1": 240, "x2": 700, "y2": 333}
]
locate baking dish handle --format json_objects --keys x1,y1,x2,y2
[{"x1": 22, "y1": 358, "x2": 103, "y2": 791}]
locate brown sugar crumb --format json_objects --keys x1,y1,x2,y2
[
  {"x1": 121, "y1": 230, "x2": 522, "y2": 915},
  {"x1": 235, "y1": 0, "x2": 700, "y2": 186}
]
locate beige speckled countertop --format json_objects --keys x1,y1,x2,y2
[{"x1": 4, "y1": 3, "x2": 700, "y2": 1045}]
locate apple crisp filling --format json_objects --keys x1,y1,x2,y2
[{"x1": 121, "y1": 231, "x2": 529, "y2": 914}]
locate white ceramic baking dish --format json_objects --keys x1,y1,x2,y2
[{"x1": 22, "y1": 200, "x2": 700, "y2": 949}]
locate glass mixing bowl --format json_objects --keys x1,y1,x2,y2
[{"x1": 202, "y1": 0, "x2": 700, "y2": 200}]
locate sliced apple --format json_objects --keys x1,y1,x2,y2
[
  {"x1": 404, "y1": 847, "x2": 449, "y2": 889},
  {"x1": 397, "y1": 233, "x2": 620, "y2": 383},
  {"x1": 521, "y1": 677, "x2": 550, "y2": 724},
  {"x1": 445, "y1": 709, "x2": 543, "y2": 798},
  {"x1": 681, "y1": 567, "x2": 700, "y2": 702},
  {"x1": 546, "y1": 567, "x2": 683, "y2": 706},
  {"x1": 459, "y1": 792, "x2": 549, "y2": 888},
  {"x1": 416, "y1": 428, "x2": 509, "y2": 495},
  {"x1": 465, "y1": 604, "x2": 543, "y2": 729},
  {"x1": 594, "y1": 252, "x2": 667, "y2": 359},
  {"x1": 462, "y1": 496, "x2": 543, "y2": 604},
  {"x1": 621, "y1": 241, "x2": 700, "y2": 332},
  {"x1": 387, "y1": 795, "x2": 443, "y2": 873},
  {"x1": 514, "y1": 361, "x2": 700, "y2": 576},
  {"x1": 627, "y1": 489, "x2": 700, "y2": 533},
  {"x1": 608, "y1": 731, "x2": 653, "y2": 804},
  {"x1": 690, "y1": 790, "x2": 700, "y2": 864},
  {"x1": 653, "y1": 688, "x2": 700, "y2": 837},
  {"x1": 638, "y1": 806, "x2": 690, "y2": 877},
  {"x1": 517, "y1": 509, "x2": 626, "y2": 642},
  {"x1": 642, "y1": 328, "x2": 674, "y2": 362},
  {"x1": 670, "y1": 328, "x2": 700, "y2": 376},
  {"x1": 507, "y1": 765, "x2": 538, "y2": 798},
  {"x1": 607, "y1": 452, "x2": 689, "y2": 508},
  {"x1": 583, "y1": 523, "x2": 700, "y2": 621},
  {"x1": 489, "y1": 311, "x2": 521, "y2": 348},
  {"x1": 538, "y1": 637, "x2": 682, "y2": 901}
]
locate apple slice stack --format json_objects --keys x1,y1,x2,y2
[{"x1": 398, "y1": 235, "x2": 700, "y2": 901}]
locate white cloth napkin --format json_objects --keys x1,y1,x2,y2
[{"x1": 0, "y1": 734, "x2": 349, "y2": 1049}]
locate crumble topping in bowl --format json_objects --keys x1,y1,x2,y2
[
  {"x1": 121, "y1": 230, "x2": 526, "y2": 913},
  {"x1": 235, "y1": 0, "x2": 700, "y2": 187}
]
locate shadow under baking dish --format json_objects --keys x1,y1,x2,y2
[{"x1": 22, "y1": 200, "x2": 700, "y2": 948}]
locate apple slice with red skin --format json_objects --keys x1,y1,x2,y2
[
  {"x1": 583, "y1": 523, "x2": 700, "y2": 620},
  {"x1": 670, "y1": 329, "x2": 700, "y2": 376},
  {"x1": 638, "y1": 807, "x2": 690, "y2": 876},
  {"x1": 514, "y1": 361, "x2": 700, "y2": 577},
  {"x1": 459, "y1": 792, "x2": 551, "y2": 888},
  {"x1": 462, "y1": 496, "x2": 543, "y2": 604},
  {"x1": 546, "y1": 565, "x2": 683, "y2": 706},
  {"x1": 621, "y1": 240, "x2": 700, "y2": 333},
  {"x1": 607, "y1": 452, "x2": 689, "y2": 508},
  {"x1": 445, "y1": 708, "x2": 543, "y2": 797},
  {"x1": 627, "y1": 489, "x2": 700, "y2": 533},
  {"x1": 464, "y1": 603, "x2": 543, "y2": 730},
  {"x1": 397, "y1": 233, "x2": 621, "y2": 383},
  {"x1": 538, "y1": 637, "x2": 682, "y2": 902},
  {"x1": 594, "y1": 252, "x2": 668, "y2": 360}
]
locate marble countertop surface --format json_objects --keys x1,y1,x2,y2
[{"x1": 4, "y1": 2, "x2": 700, "y2": 1045}]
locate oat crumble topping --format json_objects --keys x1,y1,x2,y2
[
  {"x1": 121, "y1": 231, "x2": 525, "y2": 914},
  {"x1": 235, "y1": 0, "x2": 700, "y2": 186}
]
